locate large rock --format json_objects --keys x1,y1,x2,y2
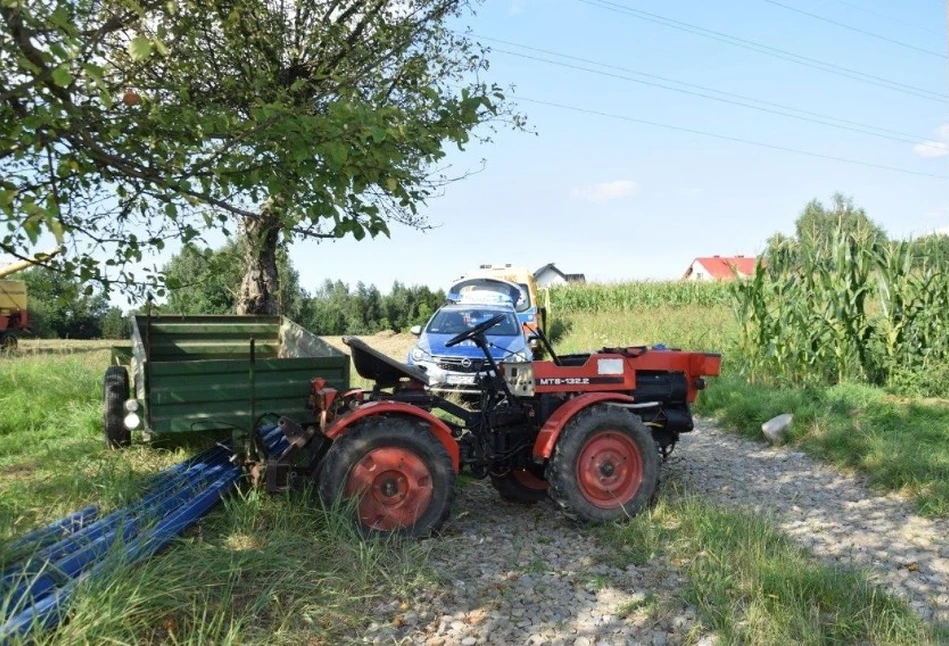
[{"x1": 761, "y1": 413, "x2": 793, "y2": 444}]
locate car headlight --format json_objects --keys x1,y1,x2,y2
[{"x1": 411, "y1": 347, "x2": 431, "y2": 362}]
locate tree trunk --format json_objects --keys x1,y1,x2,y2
[{"x1": 236, "y1": 202, "x2": 281, "y2": 315}]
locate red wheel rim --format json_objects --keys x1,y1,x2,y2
[
  {"x1": 345, "y1": 447, "x2": 433, "y2": 531},
  {"x1": 512, "y1": 469, "x2": 547, "y2": 491},
  {"x1": 576, "y1": 430, "x2": 643, "y2": 509}
]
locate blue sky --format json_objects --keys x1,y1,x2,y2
[
  {"x1": 6, "y1": 0, "x2": 947, "y2": 306},
  {"x1": 286, "y1": 0, "x2": 948, "y2": 294}
]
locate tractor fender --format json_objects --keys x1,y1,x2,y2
[
  {"x1": 532, "y1": 393, "x2": 636, "y2": 460},
  {"x1": 323, "y1": 401, "x2": 460, "y2": 473}
]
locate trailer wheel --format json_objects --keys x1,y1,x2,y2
[
  {"x1": 318, "y1": 417, "x2": 455, "y2": 539},
  {"x1": 490, "y1": 466, "x2": 548, "y2": 504},
  {"x1": 547, "y1": 405, "x2": 659, "y2": 524},
  {"x1": 103, "y1": 365, "x2": 131, "y2": 449},
  {"x1": 0, "y1": 332, "x2": 16, "y2": 353}
]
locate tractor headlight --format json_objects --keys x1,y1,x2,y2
[
  {"x1": 124, "y1": 399, "x2": 139, "y2": 412},
  {"x1": 124, "y1": 412, "x2": 141, "y2": 430}
]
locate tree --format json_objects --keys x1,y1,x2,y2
[
  {"x1": 21, "y1": 266, "x2": 111, "y2": 338},
  {"x1": 1, "y1": 1, "x2": 519, "y2": 311},
  {"x1": 763, "y1": 193, "x2": 888, "y2": 273},
  {"x1": 161, "y1": 239, "x2": 303, "y2": 316}
]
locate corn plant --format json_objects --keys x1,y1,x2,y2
[
  {"x1": 547, "y1": 281, "x2": 732, "y2": 314},
  {"x1": 731, "y1": 223, "x2": 949, "y2": 395}
]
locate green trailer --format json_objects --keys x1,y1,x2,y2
[{"x1": 105, "y1": 314, "x2": 350, "y2": 450}]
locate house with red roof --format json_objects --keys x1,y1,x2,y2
[{"x1": 682, "y1": 255, "x2": 760, "y2": 281}]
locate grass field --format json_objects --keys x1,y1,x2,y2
[{"x1": 3, "y1": 296, "x2": 948, "y2": 643}]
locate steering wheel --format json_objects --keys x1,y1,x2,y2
[{"x1": 444, "y1": 314, "x2": 506, "y2": 348}]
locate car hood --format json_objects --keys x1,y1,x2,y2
[{"x1": 418, "y1": 333, "x2": 525, "y2": 359}]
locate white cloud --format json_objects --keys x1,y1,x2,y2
[
  {"x1": 913, "y1": 123, "x2": 949, "y2": 159},
  {"x1": 569, "y1": 179, "x2": 640, "y2": 202}
]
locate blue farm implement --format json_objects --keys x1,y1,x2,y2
[{"x1": 0, "y1": 446, "x2": 242, "y2": 643}]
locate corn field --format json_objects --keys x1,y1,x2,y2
[
  {"x1": 731, "y1": 231, "x2": 949, "y2": 395},
  {"x1": 546, "y1": 280, "x2": 732, "y2": 312}
]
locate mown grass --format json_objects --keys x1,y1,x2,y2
[
  {"x1": 600, "y1": 494, "x2": 948, "y2": 645},
  {"x1": 0, "y1": 351, "x2": 192, "y2": 543}
]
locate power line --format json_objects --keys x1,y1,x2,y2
[
  {"x1": 515, "y1": 96, "x2": 949, "y2": 181},
  {"x1": 824, "y1": 0, "x2": 945, "y2": 38},
  {"x1": 576, "y1": 0, "x2": 948, "y2": 102},
  {"x1": 760, "y1": 0, "x2": 944, "y2": 58},
  {"x1": 480, "y1": 35, "x2": 938, "y2": 149}
]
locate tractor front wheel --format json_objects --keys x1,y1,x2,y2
[
  {"x1": 490, "y1": 465, "x2": 548, "y2": 504},
  {"x1": 318, "y1": 417, "x2": 455, "y2": 539},
  {"x1": 547, "y1": 405, "x2": 659, "y2": 524},
  {"x1": 103, "y1": 365, "x2": 131, "y2": 449}
]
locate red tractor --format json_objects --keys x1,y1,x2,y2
[{"x1": 271, "y1": 316, "x2": 721, "y2": 538}]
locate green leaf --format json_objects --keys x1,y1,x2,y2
[
  {"x1": 51, "y1": 65, "x2": 73, "y2": 87},
  {"x1": 128, "y1": 36, "x2": 153, "y2": 61}
]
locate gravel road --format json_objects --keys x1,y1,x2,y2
[
  {"x1": 356, "y1": 418, "x2": 949, "y2": 645},
  {"x1": 670, "y1": 419, "x2": 949, "y2": 626}
]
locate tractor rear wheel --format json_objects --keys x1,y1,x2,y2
[
  {"x1": 547, "y1": 405, "x2": 659, "y2": 524},
  {"x1": 490, "y1": 465, "x2": 548, "y2": 504},
  {"x1": 318, "y1": 417, "x2": 455, "y2": 539},
  {"x1": 103, "y1": 365, "x2": 131, "y2": 449}
]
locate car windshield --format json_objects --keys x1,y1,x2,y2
[
  {"x1": 451, "y1": 278, "x2": 531, "y2": 313},
  {"x1": 425, "y1": 308, "x2": 521, "y2": 337}
]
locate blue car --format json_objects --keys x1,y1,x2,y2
[{"x1": 407, "y1": 301, "x2": 531, "y2": 393}]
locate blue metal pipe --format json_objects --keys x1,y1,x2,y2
[
  {"x1": 0, "y1": 430, "x2": 270, "y2": 643},
  {"x1": 2, "y1": 461, "x2": 231, "y2": 610},
  {"x1": 0, "y1": 464, "x2": 242, "y2": 643},
  {"x1": 4, "y1": 506, "x2": 99, "y2": 563},
  {"x1": 1, "y1": 447, "x2": 227, "y2": 583}
]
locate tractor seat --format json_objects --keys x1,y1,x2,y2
[{"x1": 342, "y1": 336, "x2": 431, "y2": 388}]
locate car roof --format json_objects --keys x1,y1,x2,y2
[{"x1": 437, "y1": 302, "x2": 516, "y2": 313}]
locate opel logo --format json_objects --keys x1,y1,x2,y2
[{"x1": 461, "y1": 358, "x2": 472, "y2": 368}]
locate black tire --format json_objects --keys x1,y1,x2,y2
[
  {"x1": 103, "y1": 365, "x2": 131, "y2": 449},
  {"x1": 0, "y1": 332, "x2": 16, "y2": 353},
  {"x1": 546, "y1": 405, "x2": 660, "y2": 524},
  {"x1": 317, "y1": 416, "x2": 455, "y2": 539},
  {"x1": 490, "y1": 465, "x2": 549, "y2": 504}
]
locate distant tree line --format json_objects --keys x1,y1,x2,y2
[
  {"x1": 16, "y1": 268, "x2": 129, "y2": 339},
  {"x1": 762, "y1": 193, "x2": 949, "y2": 274},
  {"x1": 10, "y1": 240, "x2": 444, "y2": 340},
  {"x1": 156, "y1": 241, "x2": 444, "y2": 334}
]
